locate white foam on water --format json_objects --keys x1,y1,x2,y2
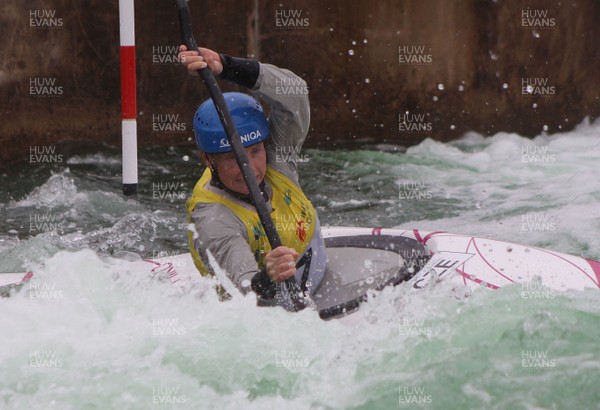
[
  {"x1": 398, "y1": 117, "x2": 600, "y2": 259},
  {"x1": 3, "y1": 245, "x2": 598, "y2": 408},
  {"x1": 66, "y1": 153, "x2": 122, "y2": 166},
  {"x1": 8, "y1": 170, "x2": 81, "y2": 209},
  {"x1": 2, "y1": 119, "x2": 600, "y2": 408}
]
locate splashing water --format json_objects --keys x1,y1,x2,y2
[{"x1": 1, "y1": 120, "x2": 600, "y2": 408}]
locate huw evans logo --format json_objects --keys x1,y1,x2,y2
[
  {"x1": 29, "y1": 213, "x2": 65, "y2": 234},
  {"x1": 521, "y1": 212, "x2": 556, "y2": 232},
  {"x1": 152, "y1": 45, "x2": 180, "y2": 65},
  {"x1": 521, "y1": 281, "x2": 556, "y2": 300},
  {"x1": 29, "y1": 350, "x2": 63, "y2": 368},
  {"x1": 398, "y1": 45, "x2": 432, "y2": 65},
  {"x1": 398, "y1": 318, "x2": 433, "y2": 337},
  {"x1": 521, "y1": 145, "x2": 556, "y2": 164},
  {"x1": 398, "y1": 248, "x2": 430, "y2": 276},
  {"x1": 151, "y1": 318, "x2": 186, "y2": 336},
  {"x1": 521, "y1": 78, "x2": 556, "y2": 96},
  {"x1": 152, "y1": 385, "x2": 187, "y2": 404},
  {"x1": 29, "y1": 77, "x2": 63, "y2": 97},
  {"x1": 275, "y1": 349, "x2": 310, "y2": 368},
  {"x1": 152, "y1": 182, "x2": 186, "y2": 202},
  {"x1": 273, "y1": 280, "x2": 314, "y2": 307},
  {"x1": 275, "y1": 279, "x2": 314, "y2": 295},
  {"x1": 275, "y1": 145, "x2": 309, "y2": 163},
  {"x1": 521, "y1": 9, "x2": 555, "y2": 28},
  {"x1": 275, "y1": 9, "x2": 309, "y2": 29},
  {"x1": 398, "y1": 386, "x2": 432, "y2": 406},
  {"x1": 521, "y1": 350, "x2": 556, "y2": 368},
  {"x1": 27, "y1": 280, "x2": 64, "y2": 300},
  {"x1": 29, "y1": 9, "x2": 63, "y2": 29},
  {"x1": 29, "y1": 146, "x2": 63, "y2": 164},
  {"x1": 152, "y1": 113, "x2": 187, "y2": 133},
  {"x1": 275, "y1": 213, "x2": 300, "y2": 232},
  {"x1": 275, "y1": 77, "x2": 308, "y2": 95},
  {"x1": 398, "y1": 181, "x2": 433, "y2": 200},
  {"x1": 399, "y1": 112, "x2": 432, "y2": 133}
]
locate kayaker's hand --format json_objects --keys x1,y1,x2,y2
[
  {"x1": 178, "y1": 45, "x2": 223, "y2": 76},
  {"x1": 265, "y1": 246, "x2": 299, "y2": 282}
]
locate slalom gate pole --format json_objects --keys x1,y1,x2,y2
[{"x1": 119, "y1": 0, "x2": 138, "y2": 196}]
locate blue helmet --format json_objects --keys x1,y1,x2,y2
[{"x1": 193, "y1": 92, "x2": 270, "y2": 153}]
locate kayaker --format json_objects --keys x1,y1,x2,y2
[{"x1": 178, "y1": 45, "x2": 326, "y2": 310}]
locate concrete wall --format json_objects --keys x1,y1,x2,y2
[{"x1": 1, "y1": 0, "x2": 599, "y2": 166}]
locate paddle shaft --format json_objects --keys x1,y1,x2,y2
[
  {"x1": 175, "y1": 0, "x2": 306, "y2": 310},
  {"x1": 175, "y1": 0, "x2": 281, "y2": 249}
]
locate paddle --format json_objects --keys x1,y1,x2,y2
[{"x1": 174, "y1": 0, "x2": 306, "y2": 310}]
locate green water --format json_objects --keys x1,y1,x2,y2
[{"x1": 1, "y1": 120, "x2": 599, "y2": 409}]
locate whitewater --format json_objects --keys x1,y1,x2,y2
[{"x1": 1, "y1": 119, "x2": 599, "y2": 409}]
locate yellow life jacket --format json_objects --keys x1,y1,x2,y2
[{"x1": 186, "y1": 167, "x2": 317, "y2": 276}]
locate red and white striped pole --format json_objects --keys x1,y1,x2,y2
[{"x1": 119, "y1": 0, "x2": 138, "y2": 196}]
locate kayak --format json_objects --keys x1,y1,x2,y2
[
  {"x1": 3, "y1": 227, "x2": 599, "y2": 318},
  {"x1": 140, "y1": 226, "x2": 600, "y2": 318},
  {"x1": 0, "y1": 272, "x2": 33, "y2": 296}
]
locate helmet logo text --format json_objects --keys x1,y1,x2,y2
[{"x1": 219, "y1": 130, "x2": 262, "y2": 148}]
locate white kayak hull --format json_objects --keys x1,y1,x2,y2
[
  {"x1": 324, "y1": 227, "x2": 600, "y2": 292},
  {"x1": 3, "y1": 227, "x2": 599, "y2": 310},
  {"x1": 142, "y1": 226, "x2": 600, "y2": 294},
  {"x1": 0, "y1": 272, "x2": 33, "y2": 289}
]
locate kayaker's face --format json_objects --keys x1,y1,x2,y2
[{"x1": 203, "y1": 143, "x2": 267, "y2": 195}]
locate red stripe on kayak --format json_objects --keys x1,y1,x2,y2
[
  {"x1": 413, "y1": 229, "x2": 424, "y2": 244},
  {"x1": 533, "y1": 247, "x2": 600, "y2": 288},
  {"x1": 456, "y1": 268, "x2": 500, "y2": 289},
  {"x1": 372, "y1": 227, "x2": 382, "y2": 235},
  {"x1": 585, "y1": 258, "x2": 600, "y2": 288},
  {"x1": 120, "y1": 46, "x2": 137, "y2": 119},
  {"x1": 22, "y1": 271, "x2": 34, "y2": 282},
  {"x1": 422, "y1": 231, "x2": 445, "y2": 244},
  {"x1": 413, "y1": 230, "x2": 445, "y2": 245},
  {"x1": 469, "y1": 238, "x2": 515, "y2": 283}
]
